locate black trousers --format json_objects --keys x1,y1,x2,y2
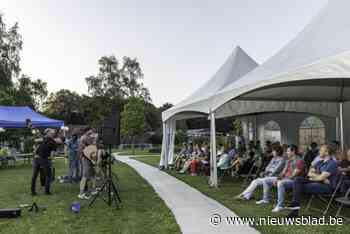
[{"x1": 31, "y1": 158, "x2": 52, "y2": 194}]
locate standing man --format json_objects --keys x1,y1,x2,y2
[
  {"x1": 67, "y1": 131, "x2": 79, "y2": 183},
  {"x1": 31, "y1": 129, "x2": 62, "y2": 195},
  {"x1": 78, "y1": 127, "x2": 96, "y2": 199}
]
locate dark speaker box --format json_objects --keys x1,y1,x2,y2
[
  {"x1": 0, "y1": 208, "x2": 21, "y2": 218},
  {"x1": 100, "y1": 105, "x2": 120, "y2": 146}
]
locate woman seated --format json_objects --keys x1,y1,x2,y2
[
  {"x1": 199, "y1": 145, "x2": 211, "y2": 176},
  {"x1": 232, "y1": 150, "x2": 255, "y2": 176},
  {"x1": 179, "y1": 144, "x2": 203, "y2": 174},
  {"x1": 338, "y1": 150, "x2": 350, "y2": 195},
  {"x1": 217, "y1": 147, "x2": 233, "y2": 177},
  {"x1": 174, "y1": 143, "x2": 189, "y2": 171}
]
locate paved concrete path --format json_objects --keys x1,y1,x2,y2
[{"x1": 115, "y1": 155, "x2": 259, "y2": 234}]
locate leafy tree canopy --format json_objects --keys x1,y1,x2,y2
[
  {"x1": 0, "y1": 14, "x2": 22, "y2": 88},
  {"x1": 86, "y1": 55, "x2": 151, "y2": 102},
  {"x1": 121, "y1": 97, "x2": 145, "y2": 138}
]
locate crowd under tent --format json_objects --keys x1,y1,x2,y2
[
  {"x1": 160, "y1": 46, "x2": 259, "y2": 176},
  {"x1": 162, "y1": 0, "x2": 350, "y2": 187}
]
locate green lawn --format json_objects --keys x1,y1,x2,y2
[
  {"x1": 0, "y1": 159, "x2": 180, "y2": 234},
  {"x1": 133, "y1": 155, "x2": 350, "y2": 234}
]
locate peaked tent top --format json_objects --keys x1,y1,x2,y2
[
  {"x1": 212, "y1": 0, "x2": 350, "y2": 110},
  {"x1": 0, "y1": 106, "x2": 64, "y2": 129},
  {"x1": 163, "y1": 46, "x2": 258, "y2": 121}
]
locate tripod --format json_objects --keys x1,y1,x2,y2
[{"x1": 89, "y1": 145, "x2": 122, "y2": 208}]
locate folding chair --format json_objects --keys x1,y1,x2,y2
[
  {"x1": 241, "y1": 160, "x2": 260, "y2": 188},
  {"x1": 305, "y1": 173, "x2": 344, "y2": 215},
  {"x1": 218, "y1": 159, "x2": 235, "y2": 182},
  {"x1": 335, "y1": 187, "x2": 350, "y2": 218}
]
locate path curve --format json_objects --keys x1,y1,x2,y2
[{"x1": 115, "y1": 155, "x2": 260, "y2": 234}]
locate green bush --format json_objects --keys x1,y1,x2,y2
[{"x1": 0, "y1": 148, "x2": 9, "y2": 157}]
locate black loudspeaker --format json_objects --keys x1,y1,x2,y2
[
  {"x1": 0, "y1": 208, "x2": 21, "y2": 218},
  {"x1": 99, "y1": 105, "x2": 120, "y2": 146}
]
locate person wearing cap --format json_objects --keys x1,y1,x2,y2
[{"x1": 31, "y1": 128, "x2": 62, "y2": 195}]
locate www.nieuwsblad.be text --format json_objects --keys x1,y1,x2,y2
[{"x1": 209, "y1": 213, "x2": 344, "y2": 227}]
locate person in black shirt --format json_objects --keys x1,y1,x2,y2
[
  {"x1": 31, "y1": 129, "x2": 62, "y2": 195},
  {"x1": 338, "y1": 150, "x2": 350, "y2": 195},
  {"x1": 303, "y1": 142, "x2": 319, "y2": 170}
]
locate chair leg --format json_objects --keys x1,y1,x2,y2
[
  {"x1": 323, "y1": 199, "x2": 333, "y2": 215},
  {"x1": 306, "y1": 195, "x2": 314, "y2": 212},
  {"x1": 336, "y1": 204, "x2": 343, "y2": 217}
]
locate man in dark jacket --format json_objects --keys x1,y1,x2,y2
[{"x1": 31, "y1": 129, "x2": 62, "y2": 195}]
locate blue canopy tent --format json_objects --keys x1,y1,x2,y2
[{"x1": 0, "y1": 106, "x2": 64, "y2": 129}]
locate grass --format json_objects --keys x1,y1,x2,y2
[
  {"x1": 133, "y1": 155, "x2": 350, "y2": 234},
  {"x1": 0, "y1": 159, "x2": 180, "y2": 234}
]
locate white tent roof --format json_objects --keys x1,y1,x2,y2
[
  {"x1": 211, "y1": 0, "x2": 350, "y2": 112},
  {"x1": 163, "y1": 46, "x2": 258, "y2": 121}
]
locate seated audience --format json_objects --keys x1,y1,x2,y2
[
  {"x1": 234, "y1": 145, "x2": 286, "y2": 201},
  {"x1": 303, "y1": 142, "x2": 319, "y2": 169},
  {"x1": 217, "y1": 146, "x2": 232, "y2": 177},
  {"x1": 261, "y1": 141, "x2": 274, "y2": 170},
  {"x1": 235, "y1": 144, "x2": 304, "y2": 213},
  {"x1": 250, "y1": 141, "x2": 264, "y2": 175},
  {"x1": 338, "y1": 149, "x2": 350, "y2": 195},
  {"x1": 216, "y1": 144, "x2": 225, "y2": 157},
  {"x1": 200, "y1": 145, "x2": 211, "y2": 176},
  {"x1": 174, "y1": 143, "x2": 189, "y2": 170},
  {"x1": 179, "y1": 144, "x2": 203, "y2": 174},
  {"x1": 286, "y1": 144, "x2": 338, "y2": 216}
]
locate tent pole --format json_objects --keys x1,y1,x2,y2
[
  {"x1": 209, "y1": 110, "x2": 218, "y2": 187},
  {"x1": 340, "y1": 102, "x2": 344, "y2": 152}
]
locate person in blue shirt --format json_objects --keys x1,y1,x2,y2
[
  {"x1": 287, "y1": 144, "x2": 338, "y2": 216},
  {"x1": 67, "y1": 133, "x2": 79, "y2": 183}
]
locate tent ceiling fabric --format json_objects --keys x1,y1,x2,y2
[
  {"x1": 214, "y1": 100, "x2": 339, "y2": 120},
  {"x1": 212, "y1": 0, "x2": 350, "y2": 111},
  {"x1": 162, "y1": 46, "x2": 258, "y2": 121}
]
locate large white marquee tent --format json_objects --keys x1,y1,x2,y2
[{"x1": 161, "y1": 0, "x2": 350, "y2": 186}]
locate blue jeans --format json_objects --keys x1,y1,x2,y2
[
  {"x1": 68, "y1": 159, "x2": 80, "y2": 181},
  {"x1": 276, "y1": 179, "x2": 294, "y2": 207},
  {"x1": 261, "y1": 177, "x2": 277, "y2": 202},
  {"x1": 291, "y1": 176, "x2": 332, "y2": 206}
]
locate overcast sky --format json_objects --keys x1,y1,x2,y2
[{"x1": 1, "y1": 0, "x2": 328, "y2": 106}]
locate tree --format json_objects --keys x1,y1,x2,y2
[
  {"x1": 44, "y1": 89, "x2": 84, "y2": 124},
  {"x1": 80, "y1": 95, "x2": 117, "y2": 127},
  {"x1": 121, "y1": 97, "x2": 145, "y2": 155},
  {"x1": 0, "y1": 14, "x2": 23, "y2": 88},
  {"x1": 15, "y1": 75, "x2": 48, "y2": 110},
  {"x1": 0, "y1": 88, "x2": 16, "y2": 105},
  {"x1": 86, "y1": 55, "x2": 151, "y2": 102},
  {"x1": 144, "y1": 102, "x2": 161, "y2": 132},
  {"x1": 159, "y1": 102, "x2": 173, "y2": 113}
]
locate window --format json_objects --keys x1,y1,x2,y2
[
  {"x1": 299, "y1": 116, "x2": 325, "y2": 151},
  {"x1": 263, "y1": 120, "x2": 281, "y2": 143}
]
